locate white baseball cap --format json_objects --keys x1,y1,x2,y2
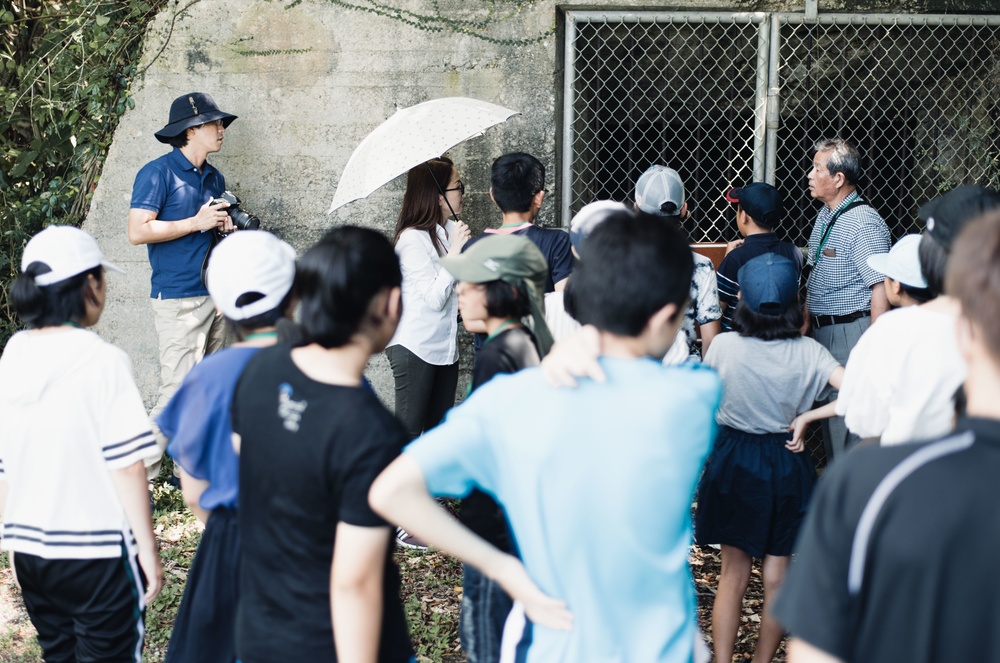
[
  {"x1": 21, "y1": 226, "x2": 125, "y2": 286},
  {"x1": 206, "y1": 230, "x2": 296, "y2": 321},
  {"x1": 569, "y1": 201, "x2": 630, "y2": 254},
  {"x1": 635, "y1": 165, "x2": 685, "y2": 216},
  {"x1": 866, "y1": 234, "x2": 927, "y2": 289}
]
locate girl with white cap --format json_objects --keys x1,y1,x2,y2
[
  {"x1": 156, "y1": 230, "x2": 297, "y2": 663},
  {"x1": 0, "y1": 226, "x2": 162, "y2": 662}
]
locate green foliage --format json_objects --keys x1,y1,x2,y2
[
  {"x1": 397, "y1": 548, "x2": 463, "y2": 659},
  {"x1": 0, "y1": 0, "x2": 167, "y2": 351}
]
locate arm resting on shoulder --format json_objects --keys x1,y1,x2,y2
[
  {"x1": 539, "y1": 325, "x2": 605, "y2": 388},
  {"x1": 331, "y1": 523, "x2": 391, "y2": 663},
  {"x1": 787, "y1": 638, "x2": 846, "y2": 663},
  {"x1": 369, "y1": 455, "x2": 573, "y2": 631},
  {"x1": 110, "y1": 461, "x2": 163, "y2": 603}
]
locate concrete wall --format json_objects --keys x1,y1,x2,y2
[{"x1": 87, "y1": 0, "x2": 998, "y2": 407}]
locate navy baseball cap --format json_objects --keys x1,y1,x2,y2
[
  {"x1": 737, "y1": 253, "x2": 799, "y2": 314},
  {"x1": 726, "y1": 182, "x2": 783, "y2": 226}
]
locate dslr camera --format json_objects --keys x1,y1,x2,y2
[{"x1": 211, "y1": 191, "x2": 261, "y2": 231}]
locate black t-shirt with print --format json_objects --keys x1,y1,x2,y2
[
  {"x1": 460, "y1": 327, "x2": 541, "y2": 552},
  {"x1": 232, "y1": 345, "x2": 412, "y2": 663}
]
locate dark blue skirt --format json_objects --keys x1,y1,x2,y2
[
  {"x1": 165, "y1": 507, "x2": 240, "y2": 663},
  {"x1": 694, "y1": 426, "x2": 816, "y2": 558}
]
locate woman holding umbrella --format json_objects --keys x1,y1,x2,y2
[{"x1": 386, "y1": 157, "x2": 472, "y2": 452}]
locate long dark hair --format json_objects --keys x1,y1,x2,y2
[
  {"x1": 394, "y1": 157, "x2": 454, "y2": 257},
  {"x1": 11, "y1": 264, "x2": 103, "y2": 329}
]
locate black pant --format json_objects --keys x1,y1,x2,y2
[
  {"x1": 14, "y1": 546, "x2": 145, "y2": 663},
  {"x1": 385, "y1": 344, "x2": 459, "y2": 440}
]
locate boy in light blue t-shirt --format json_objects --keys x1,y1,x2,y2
[{"x1": 371, "y1": 211, "x2": 721, "y2": 663}]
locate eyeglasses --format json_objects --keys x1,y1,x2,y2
[
  {"x1": 198, "y1": 119, "x2": 225, "y2": 128},
  {"x1": 445, "y1": 181, "x2": 465, "y2": 195}
]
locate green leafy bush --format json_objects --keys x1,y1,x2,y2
[{"x1": 0, "y1": 0, "x2": 166, "y2": 350}]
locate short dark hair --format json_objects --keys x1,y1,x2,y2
[
  {"x1": 11, "y1": 264, "x2": 103, "y2": 329},
  {"x1": 491, "y1": 153, "x2": 545, "y2": 214},
  {"x1": 814, "y1": 138, "x2": 862, "y2": 186},
  {"x1": 225, "y1": 289, "x2": 297, "y2": 341},
  {"x1": 918, "y1": 231, "x2": 948, "y2": 297},
  {"x1": 297, "y1": 226, "x2": 402, "y2": 349},
  {"x1": 898, "y1": 281, "x2": 935, "y2": 305},
  {"x1": 946, "y1": 210, "x2": 1000, "y2": 362},
  {"x1": 740, "y1": 204, "x2": 777, "y2": 231},
  {"x1": 732, "y1": 299, "x2": 803, "y2": 340},
  {"x1": 166, "y1": 131, "x2": 189, "y2": 149},
  {"x1": 571, "y1": 211, "x2": 692, "y2": 336},
  {"x1": 484, "y1": 280, "x2": 530, "y2": 320}
]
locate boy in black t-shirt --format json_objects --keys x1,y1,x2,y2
[
  {"x1": 439, "y1": 234, "x2": 551, "y2": 663},
  {"x1": 231, "y1": 227, "x2": 412, "y2": 663}
]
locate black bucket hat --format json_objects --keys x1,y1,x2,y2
[{"x1": 154, "y1": 92, "x2": 237, "y2": 144}]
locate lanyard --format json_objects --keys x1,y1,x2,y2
[
  {"x1": 484, "y1": 319, "x2": 519, "y2": 345},
  {"x1": 813, "y1": 192, "x2": 864, "y2": 263}
]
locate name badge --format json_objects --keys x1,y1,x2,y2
[{"x1": 822, "y1": 248, "x2": 837, "y2": 258}]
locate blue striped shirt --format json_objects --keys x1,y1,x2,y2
[{"x1": 806, "y1": 192, "x2": 890, "y2": 316}]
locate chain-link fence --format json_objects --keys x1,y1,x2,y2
[
  {"x1": 775, "y1": 14, "x2": 1000, "y2": 244},
  {"x1": 561, "y1": 11, "x2": 1000, "y2": 466},
  {"x1": 561, "y1": 11, "x2": 1000, "y2": 249},
  {"x1": 562, "y1": 12, "x2": 768, "y2": 241}
]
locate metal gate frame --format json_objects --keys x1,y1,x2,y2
[{"x1": 561, "y1": 10, "x2": 1000, "y2": 228}]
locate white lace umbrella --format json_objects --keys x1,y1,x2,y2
[{"x1": 328, "y1": 97, "x2": 519, "y2": 213}]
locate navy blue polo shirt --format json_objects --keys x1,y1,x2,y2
[
  {"x1": 717, "y1": 233, "x2": 803, "y2": 331},
  {"x1": 130, "y1": 148, "x2": 226, "y2": 299}
]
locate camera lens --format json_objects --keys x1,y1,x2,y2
[{"x1": 231, "y1": 210, "x2": 260, "y2": 230}]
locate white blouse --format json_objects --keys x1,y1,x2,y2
[{"x1": 389, "y1": 220, "x2": 459, "y2": 365}]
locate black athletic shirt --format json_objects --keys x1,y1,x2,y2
[
  {"x1": 460, "y1": 327, "x2": 541, "y2": 552},
  {"x1": 773, "y1": 417, "x2": 1000, "y2": 663},
  {"x1": 232, "y1": 345, "x2": 412, "y2": 663}
]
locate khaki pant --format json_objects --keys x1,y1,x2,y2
[{"x1": 147, "y1": 296, "x2": 227, "y2": 478}]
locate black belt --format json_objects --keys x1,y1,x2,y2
[{"x1": 811, "y1": 310, "x2": 870, "y2": 329}]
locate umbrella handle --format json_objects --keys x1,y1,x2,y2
[{"x1": 426, "y1": 162, "x2": 460, "y2": 224}]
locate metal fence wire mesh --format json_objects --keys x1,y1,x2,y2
[
  {"x1": 563, "y1": 12, "x2": 1000, "y2": 249},
  {"x1": 562, "y1": 12, "x2": 1000, "y2": 465}
]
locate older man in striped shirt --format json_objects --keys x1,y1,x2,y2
[{"x1": 804, "y1": 138, "x2": 891, "y2": 461}]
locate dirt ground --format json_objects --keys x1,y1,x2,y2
[{"x1": 0, "y1": 515, "x2": 785, "y2": 663}]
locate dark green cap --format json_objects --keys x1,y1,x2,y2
[{"x1": 441, "y1": 234, "x2": 554, "y2": 356}]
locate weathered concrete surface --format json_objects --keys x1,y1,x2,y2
[{"x1": 87, "y1": 0, "x2": 998, "y2": 407}]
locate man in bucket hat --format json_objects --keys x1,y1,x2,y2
[{"x1": 127, "y1": 92, "x2": 239, "y2": 477}]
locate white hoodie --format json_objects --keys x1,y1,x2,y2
[{"x1": 0, "y1": 328, "x2": 158, "y2": 559}]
